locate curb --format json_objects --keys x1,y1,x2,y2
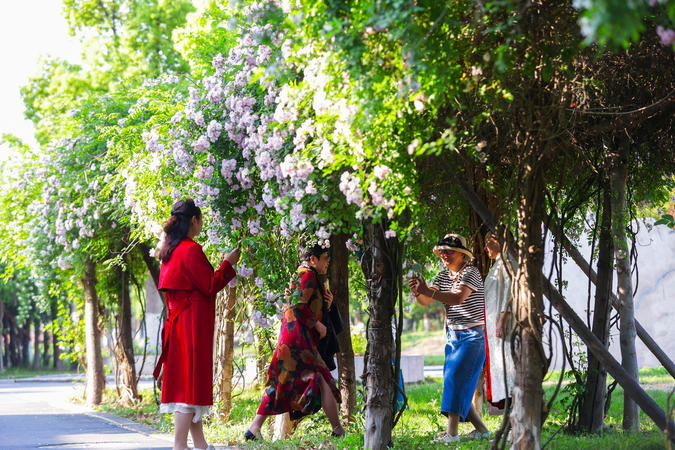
[
  {"x1": 1, "y1": 374, "x2": 157, "y2": 383},
  {"x1": 85, "y1": 410, "x2": 174, "y2": 443}
]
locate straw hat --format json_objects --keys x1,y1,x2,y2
[{"x1": 433, "y1": 233, "x2": 473, "y2": 259}]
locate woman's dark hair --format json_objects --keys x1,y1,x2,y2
[
  {"x1": 159, "y1": 198, "x2": 202, "y2": 263},
  {"x1": 299, "y1": 243, "x2": 328, "y2": 263}
]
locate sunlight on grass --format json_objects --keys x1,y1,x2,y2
[{"x1": 544, "y1": 366, "x2": 673, "y2": 387}]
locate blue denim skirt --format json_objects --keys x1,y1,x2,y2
[{"x1": 441, "y1": 325, "x2": 486, "y2": 420}]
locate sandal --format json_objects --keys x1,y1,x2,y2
[{"x1": 244, "y1": 429, "x2": 262, "y2": 441}]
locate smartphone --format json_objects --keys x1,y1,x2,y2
[{"x1": 411, "y1": 262, "x2": 422, "y2": 279}]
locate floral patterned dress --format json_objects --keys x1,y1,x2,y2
[{"x1": 256, "y1": 265, "x2": 341, "y2": 420}]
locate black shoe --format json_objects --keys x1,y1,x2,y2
[{"x1": 244, "y1": 429, "x2": 258, "y2": 441}]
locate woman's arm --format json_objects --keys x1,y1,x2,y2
[
  {"x1": 420, "y1": 284, "x2": 474, "y2": 306},
  {"x1": 186, "y1": 245, "x2": 236, "y2": 297},
  {"x1": 410, "y1": 276, "x2": 473, "y2": 306},
  {"x1": 297, "y1": 288, "x2": 326, "y2": 338},
  {"x1": 415, "y1": 291, "x2": 434, "y2": 306},
  {"x1": 292, "y1": 271, "x2": 326, "y2": 337}
]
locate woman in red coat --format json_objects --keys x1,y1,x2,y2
[{"x1": 153, "y1": 198, "x2": 240, "y2": 450}]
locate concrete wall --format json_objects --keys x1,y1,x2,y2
[{"x1": 544, "y1": 221, "x2": 674, "y2": 369}]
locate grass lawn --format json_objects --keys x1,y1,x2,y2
[
  {"x1": 617, "y1": 366, "x2": 673, "y2": 386},
  {"x1": 423, "y1": 355, "x2": 445, "y2": 366},
  {"x1": 0, "y1": 367, "x2": 73, "y2": 379},
  {"x1": 97, "y1": 366, "x2": 673, "y2": 449}
]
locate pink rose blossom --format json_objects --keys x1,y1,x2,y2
[
  {"x1": 657, "y1": 26, "x2": 675, "y2": 46},
  {"x1": 221, "y1": 159, "x2": 237, "y2": 180},
  {"x1": 407, "y1": 138, "x2": 420, "y2": 155},
  {"x1": 373, "y1": 164, "x2": 391, "y2": 180},
  {"x1": 207, "y1": 120, "x2": 223, "y2": 142},
  {"x1": 191, "y1": 135, "x2": 210, "y2": 153},
  {"x1": 346, "y1": 239, "x2": 359, "y2": 251}
]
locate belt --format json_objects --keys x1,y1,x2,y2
[{"x1": 153, "y1": 298, "x2": 193, "y2": 380}]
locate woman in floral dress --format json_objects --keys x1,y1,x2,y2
[{"x1": 245, "y1": 244, "x2": 344, "y2": 440}]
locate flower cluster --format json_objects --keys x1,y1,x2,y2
[{"x1": 117, "y1": 0, "x2": 413, "y2": 325}]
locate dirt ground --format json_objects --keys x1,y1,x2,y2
[{"x1": 401, "y1": 333, "x2": 446, "y2": 357}]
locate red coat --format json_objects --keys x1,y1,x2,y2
[{"x1": 154, "y1": 238, "x2": 236, "y2": 406}]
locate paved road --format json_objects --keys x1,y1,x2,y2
[
  {"x1": 0, "y1": 378, "x2": 173, "y2": 450},
  {"x1": 0, "y1": 366, "x2": 446, "y2": 450}
]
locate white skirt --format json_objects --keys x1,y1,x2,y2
[{"x1": 159, "y1": 402, "x2": 211, "y2": 423}]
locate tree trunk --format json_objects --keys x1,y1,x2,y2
[
  {"x1": 42, "y1": 322, "x2": 50, "y2": 368},
  {"x1": 0, "y1": 303, "x2": 4, "y2": 372},
  {"x1": 255, "y1": 328, "x2": 269, "y2": 389},
  {"x1": 579, "y1": 186, "x2": 614, "y2": 432},
  {"x1": 82, "y1": 259, "x2": 105, "y2": 406},
  {"x1": 33, "y1": 318, "x2": 41, "y2": 369},
  {"x1": 215, "y1": 286, "x2": 237, "y2": 420},
  {"x1": 330, "y1": 233, "x2": 357, "y2": 422},
  {"x1": 115, "y1": 264, "x2": 139, "y2": 405},
  {"x1": 510, "y1": 163, "x2": 546, "y2": 449},
  {"x1": 609, "y1": 138, "x2": 639, "y2": 432},
  {"x1": 3, "y1": 319, "x2": 9, "y2": 369},
  {"x1": 21, "y1": 322, "x2": 30, "y2": 367},
  {"x1": 363, "y1": 222, "x2": 396, "y2": 450},
  {"x1": 50, "y1": 300, "x2": 64, "y2": 369},
  {"x1": 10, "y1": 319, "x2": 19, "y2": 367},
  {"x1": 273, "y1": 412, "x2": 291, "y2": 440}
]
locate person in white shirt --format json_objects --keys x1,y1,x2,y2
[{"x1": 483, "y1": 231, "x2": 516, "y2": 414}]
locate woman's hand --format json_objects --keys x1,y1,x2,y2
[
  {"x1": 409, "y1": 276, "x2": 435, "y2": 306},
  {"x1": 417, "y1": 276, "x2": 430, "y2": 295},
  {"x1": 408, "y1": 277, "x2": 421, "y2": 296},
  {"x1": 225, "y1": 242, "x2": 241, "y2": 266},
  {"x1": 315, "y1": 321, "x2": 327, "y2": 339},
  {"x1": 496, "y1": 312, "x2": 511, "y2": 339},
  {"x1": 323, "y1": 288, "x2": 334, "y2": 309}
]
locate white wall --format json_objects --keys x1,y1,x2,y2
[{"x1": 543, "y1": 220, "x2": 674, "y2": 370}]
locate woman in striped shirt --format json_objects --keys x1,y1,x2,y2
[{"x1": 409, "y1": 234, "x2": 490, "y2": 443}]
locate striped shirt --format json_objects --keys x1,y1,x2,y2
[{"x1": 432, "y1": 265, "x2": 485, "y2": 330}]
